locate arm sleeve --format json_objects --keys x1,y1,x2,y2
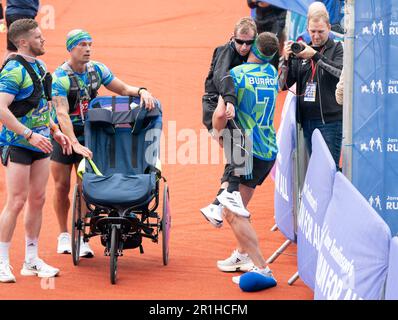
[
  {"x1": 284, "y1": 57, "x2": 299, "y2": 90},
  {"x1": 312, "y1": 42, "x2": 344, "y2": 79},
  {"x1": 0, "y1": 63, "x2": 22, "y2": 96},
  {"x1": 51, "y1": 71, "x2": 70, "y2": 97},
  {"x1": 230, "y1": 69, "x2": 238, "y2": 95},
  {"x1": 213, "y1": 45, "x2": 238, "y2": 106},
  {"x1": 94, "y1": 62, "x2": 115, "y2": 86}
]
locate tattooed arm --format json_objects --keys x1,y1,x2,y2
[{"x1": 53, "y1": 96, "x2": 92, "y2": 158}]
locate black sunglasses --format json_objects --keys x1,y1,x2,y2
[{"x1": 235, "y1": 38, "x2": 255, "y2": 46}]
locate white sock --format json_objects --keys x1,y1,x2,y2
[
  {"x1": 0, "y1": 242, "x2": 10, "y2": 263},
  {"x1": 25, "y1": 237, "x2": 38, "y2": 262}
]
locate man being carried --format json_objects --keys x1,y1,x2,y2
[
  {"x1": 214, "y1": 32, "x2": 280, "y2": 287},
  {"x1": 201, "y1": 17, "x2": 259, "y2": 227}
]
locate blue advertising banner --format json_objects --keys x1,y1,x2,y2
[
  {"x1": 385, "y1": 237, "x2": 398, "y2": 300},
  {"x1": 297, "y1": 129, "x2": 336, "y2": 290},
  {"x1": 274, "y1": 92, "x2": 296, "y2": 241},
  {"x1": 289, "y1": 12, "x2": 307, "y2": 41},
  {"x1": 352, "y1": 1, "x2": 398, "y2": 235},
  {"x1": 314, "y1": 173, "x2": 391, "y2": 300}
]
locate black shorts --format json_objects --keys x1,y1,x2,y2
[
  {"x1": 221, "y1": 156, "x2": 275, "y2": 189},
  {"x1": 50, "y1": 139, "x2": 83, "y2": 165},
  {"x1": 202, "y1": 93, "x2": 219, "y2": 132},
  {"x1": 6, "y1": 15, "x2": 36, "y2": 51},
  {"x1": 0, "y1": 145, "x2": 50, "y2": 166}
]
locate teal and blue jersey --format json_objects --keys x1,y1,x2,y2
[
  {"x1": 230, "y1": 62, "x2": 279, "y2": 161},
  {"x1": 0, "y1": 59, "x2": 50, "y2": 152},
  {"x1": 52, "y1": 60, "x2": 114, "y2": 127}
]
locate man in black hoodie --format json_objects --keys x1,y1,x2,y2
[
  {"x1": 201, "y1": 17, "x2": 258, "y2": 227},
  {"x1": 1, "y1": 0, "x2": 40, "y2": 60},
  {"x1": 283, "y1": 9, "x2": 343, "y2": 167}
]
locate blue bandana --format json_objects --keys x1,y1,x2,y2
[
  {"x1": 251, "y1": 38, "x2": 277, "y2": 63},
  {"x1": 66, "y1": 30, "x2": 92, "y2": 52}
]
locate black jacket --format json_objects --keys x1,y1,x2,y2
[
  {"x1": 203, "y1": 41, "x2": 247, "y2": 106},
  {"x1": 285, "y1": 38, "x2": 343, "y2": 123}
]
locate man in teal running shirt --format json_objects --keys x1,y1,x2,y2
[
  {"x1": 214, "y1": 32, "x2": 280, "y2": 288},
  {"x1": 51, "y1": 29, "x2": 156, "y2": 257},
  {"x1": 0, "y1": 19, "x2": 71, "y2": 283}
]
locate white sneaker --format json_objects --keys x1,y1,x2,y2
[
  {"x1": 200, "y1": 204, "x2": 223, "y2": 228},
  {"x1": 217, "y1": 190, "x2": 250, "y2": 217},
  {"x1": 20, "y1": 258, "x2": 60, "y2": 278},
  {"x1": 217, "y1": 249, "x2": 254, "y2": 272},
  {"x1": 232, "y1": 266, "x2": 275, "y2": 284},
  {"x1": 57, "y1": 232, "x2": 71, "y2": 254},
  {"x1": 79, "y1": 239, "x2": 94, "y2": 258},
  {"x1": 0, "y1": 260, "x2": 16, "y2": 283}
]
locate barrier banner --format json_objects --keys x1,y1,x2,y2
[
  {"x1": 385, "y1": 237, "x2": 398, "y2": 300},
  {"x1": 314, "y1": 173, "x2": 391, "y2": 300},
  {"x1": 274, "y1": 92, "x2": 297, "y2": 241},
  {"x1": 297, "y1": 129, "x2": 336, "y2": 290},
  {"x1": 352, "y1": 0, "x2": 398, "y2": 235}
]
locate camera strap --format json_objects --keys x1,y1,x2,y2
[
  {"x1": 310, "y1": 60, "x2": 317, "y2": 82},
  {"x1": 304, "y1": 46, "x2": 326, "y2": 102}
]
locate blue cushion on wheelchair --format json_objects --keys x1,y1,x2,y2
[
  {"x1": 239, "y1": 272, "x2": 277, "y2": 292},
  {"x1": 83, "y1": 172, "x2": 155, "y2": 207}
]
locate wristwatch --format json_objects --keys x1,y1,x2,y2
[
  {"x1": 22, "y1": 127, "x2": 31, "y2": 138},
  {"x1": 138, "y1": 87, "x2": 147, "y2": 96}
]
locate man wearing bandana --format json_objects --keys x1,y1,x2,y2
[
  {"x1": 213, "y1": 32, "x2": 280, "y2": 288},
  {"x1": 51, "y1": 29, "x2": 156, "y2": 257}
]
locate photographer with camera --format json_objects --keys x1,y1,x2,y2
[{"x1": 282, "y1": 9, "x2": 343, "y2": 168}]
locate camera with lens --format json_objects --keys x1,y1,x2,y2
[{"x1": 291, "y1": 42, "x2": 305, "y2": 55}]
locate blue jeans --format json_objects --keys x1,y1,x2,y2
[{"x1": 301, "y1": 119, "x2": 342, "y2": 168}]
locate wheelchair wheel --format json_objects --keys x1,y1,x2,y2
[
  {"x1": 110, "y1": 224, "x2": 119, "y2": 284},
  {"x1": 71, "y1": 184, "x2": 82, "y2": 266},
  {"x1": 162, "y1": 183, "x2": 171, "y2": 266}
]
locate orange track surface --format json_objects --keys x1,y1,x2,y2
[{"x1": 0, "y1": 0, "x2": 312, "y2": 300}]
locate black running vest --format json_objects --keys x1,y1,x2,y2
[
  {"x1": 60, "y1": 62, "x2": 101, "y2": 114},
  {"x1": 0, "y1": 55, "x2": 52, "y2": 118}
]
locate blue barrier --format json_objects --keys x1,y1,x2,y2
[
  {"x1": 352, "y1": 0, "x2": 398, "y2": 235},
  {"x1": 314, "y1": 173, "x2": 391, "y2": 300},
  {"x1": 274, "y1": 92, "x2": 297, "y2": 241},
  {"x1": 297, "y1": 129, "x2": 336, "y2": 290},
  {"x1": 385, "y1": 237, "x2": 398, "y2": 299}
]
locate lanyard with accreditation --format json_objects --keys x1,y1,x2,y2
[{"x1": 304, "y1": 46, "x2": 325, "y2": 102}]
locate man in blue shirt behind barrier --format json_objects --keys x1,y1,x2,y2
[{"x1": 2, "y1": 0, "x2": 40, "y2": 60}]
